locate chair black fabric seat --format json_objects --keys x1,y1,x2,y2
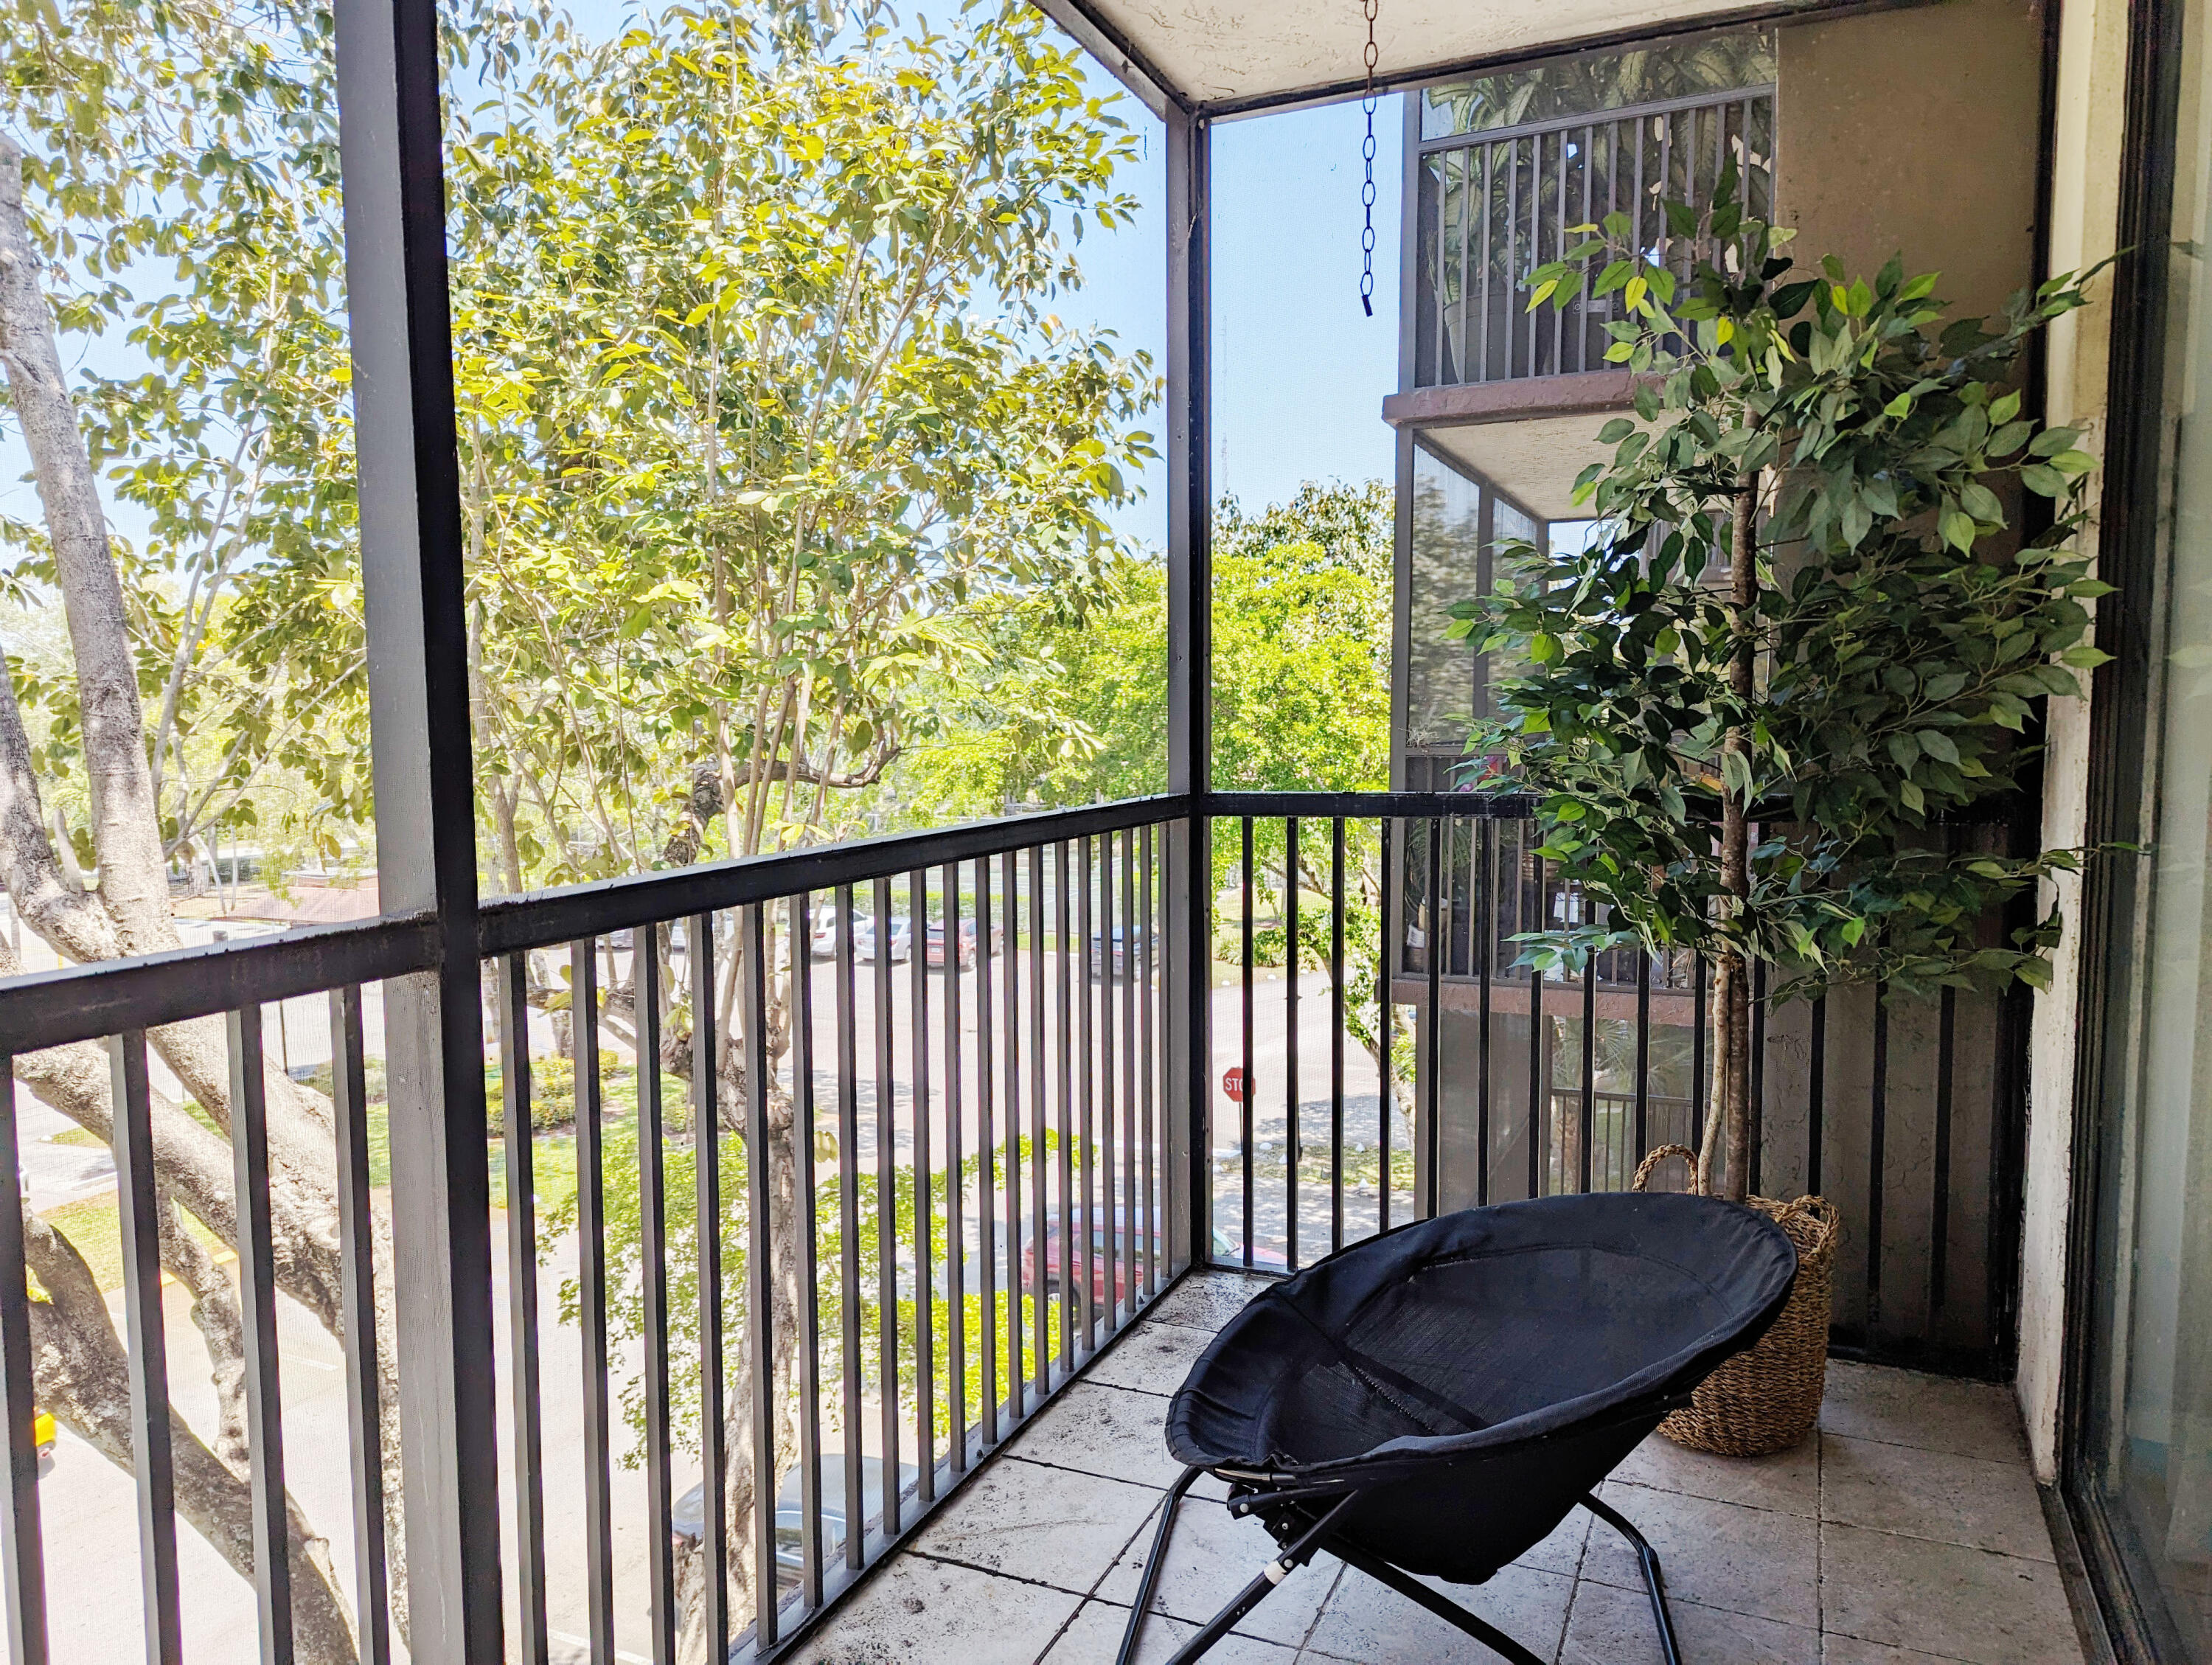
[{"x1": 1118, "y1": 1192, "x2": 1801, "y2": 1665}]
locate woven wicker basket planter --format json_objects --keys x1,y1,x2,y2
[{"x1": 1632, "y1": 1144, "x2": 1842, "y2": 1458}]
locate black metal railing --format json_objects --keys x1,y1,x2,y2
[
  {"x1": 1207, "y1": 796, "x2": 2028, "y2": 1383},
  {"x1": 0, "y1": 788, "x2": 2027, "y2": 1664},
  {"x1": 1413, "y1": 86, "x2": 1778, "y2": 389}
]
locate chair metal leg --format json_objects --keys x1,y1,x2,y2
[
  {"x1": 1117, "y1": 1467, "x2": 1203, "y2": 1665},
  {"x1": 1322, "y1": 1539, "x2": 1552, "y2": 1665},
  {"x1": 1581, "y1": 1492, "x2": 1684, "y2": 1665},
  {"x1": 1121, "y1": 1480, "x2": 1356, "y2": 1665}
]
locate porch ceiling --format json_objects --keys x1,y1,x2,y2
[{"x1": 1031, "y1": 0, "x2": 1856, "y2": 117}]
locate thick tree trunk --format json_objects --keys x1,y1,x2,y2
[
  {"x1": 0, "y1": 138, "x2": 173, "y2": 956},
  {"x1": 24, "y1": 1206, "x2": 361, "y2": 1664},
  {"x1": 1701, "y1": 476, "x2": 1761, "y2": 1203},
  {"x1": 0, "y1": 136, "x2": 408, "y2": 1636}
]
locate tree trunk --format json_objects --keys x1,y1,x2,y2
[
  {"x1": 0, "y1": 134, "x2": 409, "y2": 1636},
  {"x1": 24, "y1": 1206, "x2": 362, "y2": 1664},
  {"x1": 1700, "y1": 476, "x2": 1761, "y2": 1202},
  {"x1": 0, "y1": 138, "x2": 173, "y2": 956}
]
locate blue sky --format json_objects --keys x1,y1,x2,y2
[
  {"x1": 1048, "y1": 77, "x2": 1406, "y2": 546},
  {"x1": 1, "y1": 13, "x2": 1405, "y2": 557}
]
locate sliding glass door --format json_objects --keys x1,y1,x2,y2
[{"x1": 2073, "y1": 0, "x2": 2212, "y2": 1653}]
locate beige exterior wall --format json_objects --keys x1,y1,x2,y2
[
  {"x1": 2018, "y1": 0, "x2": 2134, "y2": 1485},
  {"x1": 1774, "y1": 0, "x2": 2130, "y2": 1478},
  {"x1": 1775, "y1": 0, "x2": 2047, "y2": 324}
]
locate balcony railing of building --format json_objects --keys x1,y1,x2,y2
[
  {"x1": 1412, "y1": 85, "x2": 1778, "y2": 389},
  {"x1": 0, "y1": 788, "x2": 2023, "y2": 1664}
]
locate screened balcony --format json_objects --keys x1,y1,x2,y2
[{"x1": 0, "y1": 0, "x2": 2120, "y2": 1660}]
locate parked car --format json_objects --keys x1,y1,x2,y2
[
  {"x1": 672, "y1": 1453, "x2": 921, "y2": 1593},
  {"x1": 1025, "y1": 1209, "x2": 1287, "y2": 1310},
  {"x1": 808, "y1": 903, "x2": 840, "y2": 959},
  {"x1": 854, "y1": 914, "x2": 912, "y2": 964},
  {"x1": 923, "y1": 917, "x2": 1004, "y2": 970},
  {"x1": 1088, "y1": 925, "x2": 1161, "y2": 979}
]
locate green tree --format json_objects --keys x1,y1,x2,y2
[{"x1": 1451, "y1": 182, "x2": 2104, "y2": 1199}]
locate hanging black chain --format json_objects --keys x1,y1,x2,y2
[{"x1": 1359, "y1": 0, "x2": 1379, "y2": 316}]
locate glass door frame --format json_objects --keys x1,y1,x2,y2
[{"x1": 2061, "y1": 0, "x2": 2208, "y2": 1655}]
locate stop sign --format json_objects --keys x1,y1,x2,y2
[{"x1": 1222, "y1": 1066, "x2": 1245, "y2": 1103}]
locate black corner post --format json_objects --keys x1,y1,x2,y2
[
  {"x1": 1166, "y1": 100, "x2": 1212, "y2": 1277},
  {"x1": 333, "y1": 0, "x2": 504, "y2": 1655}
]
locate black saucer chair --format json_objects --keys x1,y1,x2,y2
[{"x1": 1116, "y1": 1191, "x2": 1801, "y2": 1665}]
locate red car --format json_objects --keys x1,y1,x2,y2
[{"x1": 1025, "y1": 1209, "x2": 1290, "y2": 1308}]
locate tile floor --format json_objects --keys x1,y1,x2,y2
[{"x1": 789, "y1": 1272, "x2": 2088, "y2": 1665}]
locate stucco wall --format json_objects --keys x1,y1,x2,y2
[
  {"x1": 2017, "y1": 0, "x2": 2132, "y2": 1486},
  {"x1": 1775, "y1": 0, "x2": 2045, "y2": 325},
  {"x1": 1776, "y1": 0, "x2": 2131, "y2": 1478}
]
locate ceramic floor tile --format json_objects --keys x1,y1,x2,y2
[
  {"x1": 1611, "y1": 1427, "x2": 1820, "y2": 1518},
  {"x1": 1559, "y1": 1576, "x2": 1820, "y2": 1665},
  {"x1": 1005, "y1": 1382, "x2": 1184, "y2": 1488},
  {"x1": 1820, "y1": 1434, "x2": 2056, "y2": 1562},
  {"x1": 1084, "y1": 1321, "x2": 1218, "y2": 1398},
  {"x1": 1820, "y1": 1362, "x2": 2031, "y2": 1465},
  {"x1": 1041, "y1": 1599, "x2": 1304, "y2": 1664},
  {"x1": 1092, "y1": 1487, "x2": 1342, "y2": 1650},
  {"x1": 913, "y1": 1456, "x2": 1163, "y2": 1591},
  {"x1": 782, "y1": 1552, "x2": 1084, "y2": 1665},
  {"x1": 1582, "y1": 1481, "x2": 1819, "y2": 1630},
  {"x1": 1822, "y1": 1636, "x2": 1988, "y2": 1664},
  {"x1": 1141, "y1": 1273, "x2": 1272, "y2": 1334},
  {"x1": 1300, "y1": 1561, "x2": 1575, "y2": 1664},
  {"x1": 1820, "y1": 1521, "x2": 2084, "y2": 1665}
]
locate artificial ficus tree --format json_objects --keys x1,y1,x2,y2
[{"x1": 1450, "y1": 179, "x2": 2108, "y2": 1202}]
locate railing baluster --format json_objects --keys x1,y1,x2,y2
[
  {"x1": 1099, "y1": 834, "x2": 1119, "y2": 1324},
  {"x1": 1425, "y1": 818, "x2": 1443, "y2": 1217},
  {"x1": 1028, "y1": 843, "x2": 1051, "y2": 1394},
  {"x1": 509, "y1": 954, "x2": 551, "y2": 1665},
  {"x1": 1633, "y1": 946, "x2": 1651, "y2": 1182},
  {"x1": 874, "y1": 874, "x2": 901, "y2": 1537},
  {"x1": 1808, "y1": 992, "x2": 1827, "y2": 1197},
  {"x1": 1580, "y1": 903, "x2": 1598, "y2": 1195},
  {"x1": 942, "y1": 863, "x2": 967, "y2": 1464},
  {"x1": 1527, "y1": 858, "x2": 1546, "y2": 1200},
  {"x1": 108, "y1": 1031, "x2": 180, "y2": 1665},
  {"x1": 1868, "y1": 983, "x2": 1891, "y2": 1333},
  {"x1": 1329, "y1": 819, "x2": 1346, "y2": 1252},
  {"x1": 636, "y1": 938, "x2": 677, "y2": 1665},
  {"x1": 1377, "y1": 819, "x2": 1394, "y2": 1234},
  {"x1": 1477, "y1": 818, "x2": 1493, "y2": 1207},
  {"x1": 908, "y1": 871, "x2": 936, "y2": 1504},
  {"x1": 328, "y1": 988, "x2": 388, "y2": 1665},
  {"x1": 790, "y1": 894, "x2": 824, "y2": 1610},
  {"x1": 1692, "y1": 950, "x2": 1708, "y2": 1160},
  {"x1": 691, "y1": 911, "x2": 728, "y2": 1663},
  {"x1": 1750, "y1": 958, "x2": 1768, "y2": 1197},
  {"x1": 1001, "y1": 849, "x2": 1024, "y2": 1414},
  {"x1": 1119, "y1": 829, "x2": 1138, "y2": 1305},
  {"x1": 1239, "y1": 817, "x2": 1254, "y2": 1268},
  {"x1": 574, "y1": 940, "x2": 616, "y2": 1663},
  {"x1": 226, "y1": 1005, "x2": 292, "y2": 1665},
  {"x1": 1932, "y1": 976, "x2": 1958, "y2": 1315},
  {"x1": 742, "y1": 907, "x2": 778, "y2": 1645},
  {"x1": 1056, "y1": 841, "x2": 1076, "y2": 1369},
  {"x1": 975, "y1": 858, "x2": 999, "y2": 1442},
  {"x1": 835, "y1": 886, "x2": 865, "y2": 1560},
  {"x1": 0, "y1": 1062, "x2": 47, "y2": 1665},
  {"x1": 1284, "y1": 818, "x2": 1300, "y2": 1269},
  {"x1": 1075, "y1": 838, "x2": 1095, "y2": 1351},
  {"x1": 1139, "y1": 824, "x2": 1158, "y2": 1299}
]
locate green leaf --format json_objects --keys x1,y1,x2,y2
[
  {"x1": 1939, "y1": 507, "x2": 1978, "y2": 552},
  {"x1": 1959, "y1": 482, "x2": 2006, "y2": 524},
  {"x1": 1918, "y1": 730, "x2": 1960, "y2": 764}
]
